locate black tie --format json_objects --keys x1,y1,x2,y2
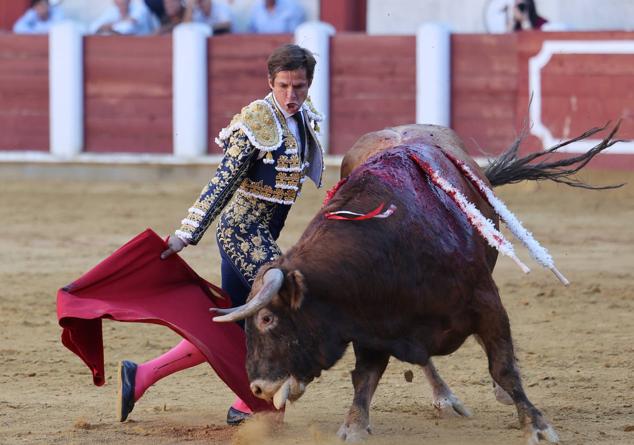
[{"x1": 292, "y1": 112, "x2": 306, "y2": 159}]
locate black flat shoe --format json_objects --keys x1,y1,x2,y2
[
  {"x1": 117, "y1": 360, "x2": 137, "y2": 422},
  {"x1": 226, "y1": 406, "x2": 251, "y2": 426}
]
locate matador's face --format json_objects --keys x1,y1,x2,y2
[{"x1": 268, "y1": 68, "x2": 311, "y2": 116}]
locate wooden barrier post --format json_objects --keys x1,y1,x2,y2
[
  {"x1": 49, "y1": 21, "x2": 83, "y2": 158},
  {"x1": 173, "y1": 23, "x2": 211, "y2": 158},
  {"x1": 416, "y1": 23, "x2": 451, "y2": 126},
  {"x1": 295, "y1": 21, "x2": 335, "y2": 153}
]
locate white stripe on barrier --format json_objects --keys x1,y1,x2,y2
[{"x1": 529, "y1": 40, "x2": 634, "y2": 154}]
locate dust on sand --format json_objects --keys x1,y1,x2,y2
[{"x1": 1, "y1": 165, "x2": 633, "y2": 445}]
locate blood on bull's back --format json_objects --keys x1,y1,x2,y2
[{"x1": 312, "y1": 144, "x2": 491, "y2": 354}]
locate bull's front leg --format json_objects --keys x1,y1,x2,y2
[
  {"x1": 337, "y1": 343, "x2": 389, "y2": 443},
  {"x1": 422, "y1": 359, "x2": 472, "y2": 417}
]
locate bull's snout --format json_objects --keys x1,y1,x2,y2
[
  {"x1": 249, "y1": 378, "x2": 276, "y2": 401},
  {"x1": 249, "y1": 377, "x2": 306, "y2": 409},
  {"x1": 250, "y1": 382, "x2": 263, "y2": 398}
]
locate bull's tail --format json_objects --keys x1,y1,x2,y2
[{"x1": 484, "y1": 122, "x2": 625, "y2": 189}]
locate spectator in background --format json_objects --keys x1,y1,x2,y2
[
  {"x1": 142, "y1": 0, "x2": 185, "y2": 33},
  {"x1": 144, "y1": 0, "x2": 165, "y2": 19},
  {"x1": 13, "y1": 0, "x2": 64, "y2": 34},
  {"x1": 248, "y1": 0, "x2": 304, "y2": 34},
  {"x1": 184, "y1": 0, "x2": 233, "y2": 34},
  {"x1": 156, "y1": 0, "x2": 186, "y2": 33},
  {"x1": 90, "y1": 0, "x2": 158, "y2": 35},
  {"x1": 509, "y1": 0, "x2": 548, "y2": 31}
]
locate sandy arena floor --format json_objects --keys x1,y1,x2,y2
[{"x1": 0, "y1": 164, "x2": 633, "y2": 445}]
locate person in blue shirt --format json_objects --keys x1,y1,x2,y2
[
  {"x1": 248, "y1": 0, "x2": 305, "y2": 34},
  {"x1": 146, "y1": 0, "x2": 186, "y2": 34},
  {"x1": 90, "y1": 0, "x2": 158, "y2": 35},
  {"x1": 13, "y1": 0, "x2": 64, "y2": 34},
  {"x1": 184, "y1": 0, "x2": 233, "y2": 34}
]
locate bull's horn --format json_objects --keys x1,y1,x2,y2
[
  {"x1": 273, "y1": 378, "x2": 291, "y2": 410},
  {"x1": 211, "y1": 268, "x2": 284, "y2": 322}
]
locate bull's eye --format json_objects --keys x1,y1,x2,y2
[{"x1": 256, "y1": 309, "x2": 277, "y2": 331}]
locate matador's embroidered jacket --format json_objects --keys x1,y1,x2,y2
[{"x1": 175, "y1": 93, "x2": 324, "y2": 284}]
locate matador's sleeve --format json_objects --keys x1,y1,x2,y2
[{"x1": 175, "y1": 130, "x2": 257, "y2": 245}]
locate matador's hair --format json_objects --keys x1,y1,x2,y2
[{"x1": 267, "y1": 44, "x2": 316, "y2": 83}]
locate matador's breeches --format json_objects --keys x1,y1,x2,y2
[{"x1": 215, "y1": 193, "x2": 290, "y2": 286}]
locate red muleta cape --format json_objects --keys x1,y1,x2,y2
[{"x1": 56, "y1": 228, "x2": 273, "y2": 412}]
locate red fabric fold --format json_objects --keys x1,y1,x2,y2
[{"x1": 56, "y1": 228, "x2": 273, "y2": 412}]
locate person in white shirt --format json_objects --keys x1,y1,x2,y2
[
  {"x1": 90, "y1": 0, "x2": 158, "y2": 35},
  {"x1": 13, "y1": 0, "x2": 64, "y2": 34},
  {"x1": 184, "y1": 0, "x2": 233, "y2": 35},
  {"x1": 248, "y1": 0, "x2": 304, "y2": 34}
]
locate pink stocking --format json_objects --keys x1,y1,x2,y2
[
  {"x1": 231, "y1": 397, "x2": 253, "y2": 414},
  {"x1": 134, "y1": 339, "x2": 205, "y2": 400},
  {"x1": 134, "y1": 339, "x2": 252, "y2": 413}
]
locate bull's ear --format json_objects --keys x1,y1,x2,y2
[{"x1": 280, "y1": 269, "x2": 305, "y2": 310}]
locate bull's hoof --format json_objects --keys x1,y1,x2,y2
[
  {"x1": 525, "y1": 424, "x2": 559, "y2": 445},
  {"x1": 493, "y1": 381, "x2": 514, "y2": 405},
  {"x1": 432, "y1": 393, "x2": 472, "y2": 418},
  {"x1": 337, "y1": 422, "x2": 371, "y2": 442}
]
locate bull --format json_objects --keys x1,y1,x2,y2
[{"x1": 213, "y1": 124, "x2": 620, "y2": 444}]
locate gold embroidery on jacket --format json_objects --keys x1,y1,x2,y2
[
  {"x1": 216, "y1": 194, "x2": 283, "y2": 284},
  {"x1": 216, "y1": 99, "x2": 282, "y2": 151},
  {"x1": 238, "y1": 178, "x2": 298, "y2": 204},
  {"x1": 276, "y1": 154, "x2": 302, "y2": 171},
  {"x1": 177, "y1": 130, "x2": 256, "y2": 244},
  {"x1": 177, "y1": 94, "x2": 322, "y2": 246},
  {"x1": 276, "y1": 171, "x2": 301, "y2": 188},
  {"x1": 239, "y1": 101, "x2": 280, "y2": 148}
]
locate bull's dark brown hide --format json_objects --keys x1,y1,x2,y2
[
  {"x1": 246, "y1": 142, "x2": 498, "y2": 382},
  {"x1": 240, "y1": 122, "x2": 620, "y2": 442}
]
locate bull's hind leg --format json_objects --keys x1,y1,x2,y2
[
  {"x1": 337, "y1": 343, "x2": 389, "y2": 443},
  {"x1": 474, "y1": 335, "x2": 514, "y2": 405},
  {"x1": 474, "y1": 287, "x2": 559, "y2": 445},
  {"x1": 422, "y1": 360, "x2": 472, "y2": 417}
]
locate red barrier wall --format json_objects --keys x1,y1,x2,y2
[
  {"x1": 84, "y1": 36, "x2": 173, "y2": 153},
  {"x1": 451, "y1": 33, "x2": 519, "y2": 156},
  {"x1": 320, "y1": 0, "x2": 366, "y2": 32},
  {"x1": 0, "y1": 0, "x2": 29, "y2": 31},
  {"x1": 1, "y1": 32, "x2": 633, "y2": 169},
  {"x1": 0, "y1": 35, "x2": 48, "y2": 151},
  {"x1": 329, "y1": 34, "x2": 416, "y2": 154}
]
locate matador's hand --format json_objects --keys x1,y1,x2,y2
[{"x1": 160, "y1": 235, "x2": 187, "y2": 260}]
